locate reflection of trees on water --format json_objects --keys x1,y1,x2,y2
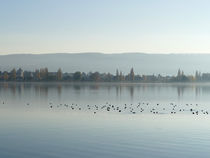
[
  {"x1": 129, "y1": 86, "x2": 134, "y2": 100},
  {"x1": 176, "y1": 84, "x2": 201, "y2": 99},
  {"x1": 2, "y1": 83, "x2": 210, "y2": 101},
  {"x1": 195, "y1": 86, "x2": 201, "y2": 97},
  {"x1": 202, "y1": 86, "x2": 210, "y2": 95},
  {"x1": 116, "y1": 86, "x2": 119, "y2": 97},
  {"x1": 34, "y1": 84, "x2": 40, "y2": 97},
  {"x1": 57, "y1": 85, "x2": 61, "y2": 99},
  {"x1": 33, "y1": 84, "x2": 48, "y2": 99},
  {"x1": 0, "y1": 83, "x2": 135, "y2": 100},
  {"x1": 177, "y1": 86, "x2": 184, "y2": 99},
  {"x1": 40, "y1": 86, "x2": 48, "y2": 98},
  {"x1": 175, "y1": 84, "x2": 210, "y2": 99},
  {"x1": 73, "y1": 85, "x2": 81, "y2": 90},
  {"x1": 10, "y1": 83, "x2": 16, "y2": 96},
  {"x1": 115, "y1": 85, "x2": 122, "y2": 98}
]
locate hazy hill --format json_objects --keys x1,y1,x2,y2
[{"x1": 0, "y1": 53, "x2": 210, "y2": 75}]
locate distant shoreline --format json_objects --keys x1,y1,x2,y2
[{"x1": 1, "y1": 81, "x2": 210, "y2": 85}]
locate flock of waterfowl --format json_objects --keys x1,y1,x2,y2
[
  {"x1": 1, "y1": 100, "x2": 207, "y2": 115},
  {"x1": 45, "y1": 101, "x2": 209, "y2": 115}
]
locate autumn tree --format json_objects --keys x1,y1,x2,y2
[
  {"x1": 10, "y1": 68, "x2": 16, "y2": 80},
  {"x1": 45, "y1": 68, "x2": 49, "y2": 80},
  {"x1": 129, "y1": 68, "x2": 135, "y2": 81},
  {"x1": 116, "y1": 69, "x2": 119, "y2": 81},
  {"x1": 90, "y1": 72, "x2": 100, "y2": 81},
  {"x1": 40, "y1": 68, "x2": 49, "y2": 80},
  {"x1": 56, "y1": 68, "x2": 63, "y2": 81},
  {"x1": 3, "y1": 72, "x2": 9, "y2": 81},
  {"x1": 120, "y1": 71, "x2": 124, "y2": 81},
  {"x1": 35, "y1": 69, "x2": 40, "y2": 80}
]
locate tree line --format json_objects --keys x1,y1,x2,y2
[{"x1": 0, "y1": 68, "x2": 209, "y2": 82}]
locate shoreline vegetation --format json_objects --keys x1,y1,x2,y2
[{"x1": 0, "y1": 67, "x2": 209, "y2": 83}]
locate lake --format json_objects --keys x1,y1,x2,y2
[{"x1": 0, "y1": 82, "x2": 210, "y2": 158}]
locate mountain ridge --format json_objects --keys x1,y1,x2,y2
[{"x1": 0, "y1": 52, "x2": 210, "y2": 75}]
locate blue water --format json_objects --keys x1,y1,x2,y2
[{"x1": 0, "y1": 82, "x2": 210, "y2": 158}]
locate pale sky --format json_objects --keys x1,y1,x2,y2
[{"x1": 1, "y1": 0, "x2": 210, "y2": 54}]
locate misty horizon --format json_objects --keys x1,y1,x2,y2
[
  {"x1": 0, "y1": 53, "x2": 210, "y2": 75},
  {"x1": 2, "y1": 52, "x2": 210, "y2": 56}
]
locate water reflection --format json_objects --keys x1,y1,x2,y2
[
  {"x1": 129, "y1": 86, "x2": 134, "y2": 99},
  {"x1": 1, "y1": 83, "x2": 210, "y2": 103},
  {"x1": 177, "y1": 85, "x2": 184, "y2": 99},
  {"x1": 1, "y1": 82, "x2": 210, "y2": 158},
  {"x1": 57, "y1": 85, "x2": 62, "y2": 99}
]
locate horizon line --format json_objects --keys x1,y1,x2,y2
[{"x1": 1, "y1": 52, "x2": 210, "y2": 56}]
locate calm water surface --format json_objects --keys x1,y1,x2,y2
[{"x1": 0, "y1": 82, "x2": 210, "y2": 158}]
